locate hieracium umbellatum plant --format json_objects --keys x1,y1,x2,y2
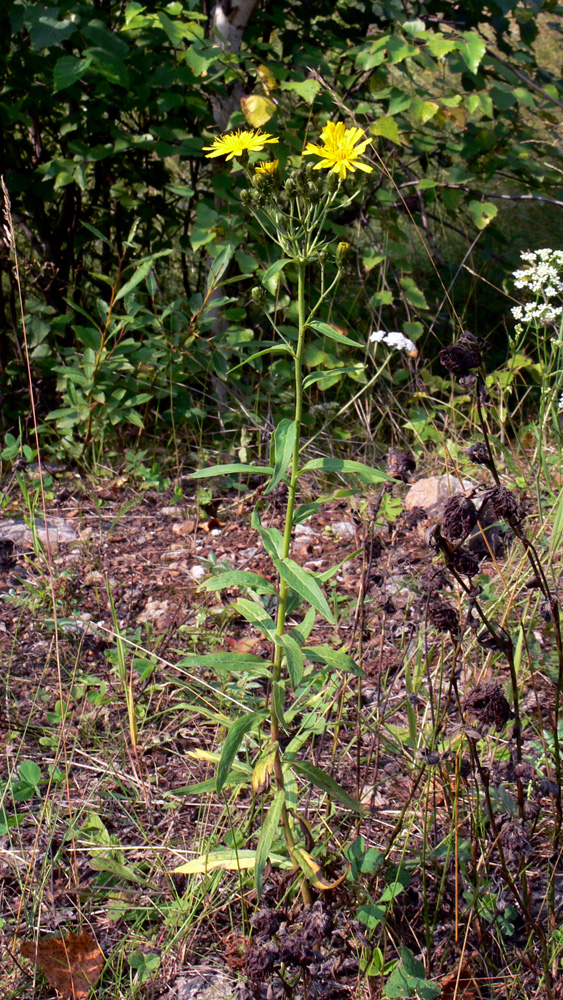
[{"x1": 175, "y1": 122, "x2": 416, "y2": 899}]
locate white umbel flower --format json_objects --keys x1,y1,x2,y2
[{"x1": 370, "y1": 330, "x2": 416, "y2": 353}]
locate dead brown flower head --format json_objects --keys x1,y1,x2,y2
[
  {"x1": 387, "y1": 447, "x2": 416, "y2": 482},
  {"x1": 428, "y1": 600, "x2": 460, "y2": 635},
  {"x1": 440, "y1": 341, "x2": 482, "y2": 378},
  {"x1": 487, "y1": 485, "x2": 519, "y2": 521},
  {"x1": 442, "y1": 494, "x2": 478, "y2": 542}
]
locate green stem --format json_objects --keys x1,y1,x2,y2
[{"x1": 270, "y1": 258, "x2": 312, "y2": 903}]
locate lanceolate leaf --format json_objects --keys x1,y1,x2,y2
[
  {"x1": 173, "y1": 848, "x2": 293, "y2": 875},
  {"x1": 176, "y1": 651, "x2": 271, "y2": 672},
  {"x1": 216, "y1": 712, "x2": 266, "y2": 793},
  {"x1": 255, "y1": 788, "x2": 285, "y2": 899},
  {"x1": 262, "y1": 258, "x2": 293, "y2": 286},
  {"x1": 303, "y1": 643, "x2": 364, "y2": 677},
  {"x1": 306, "y1": 320, "x2": 362, "y2": 348},
  {"x1": 190, "y1": 463, "x2": 274, "y2": 479},
  {"x1": 201, "y1": 571, "x2": 277, "y2": 595},
  {"x1": 281, "y1": 633, "x2": 304, "y2": 689},
  {"x1": 265, "y1": 418, "x2": 297, "y2": 495},
  {"x1": 292, "y1": 761, "x2": 363, "y2": 813},
  {"x1": 271, "y1": 555, "x2": 334, "y2": 624},
  {"x1": 232, "y1": 598, "x2": 278, "y2": 640},
  {"x1": 299, "y1": 457, "x2": 394, "y2": 484}
]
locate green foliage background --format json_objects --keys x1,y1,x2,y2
[{"x1": 1, "y1": 0, "x2": 562, "y2": 459}]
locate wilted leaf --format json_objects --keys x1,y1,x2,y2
[
  {"x1": 241, "y1": 94, "x2": 277, "y2": 127},
  {"x1": 21, "y1": 930, "x2": 104, "y2": 999}
]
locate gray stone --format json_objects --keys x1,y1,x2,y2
[
  {"x1": 0, "y1": 516, "x2": 79, "y2": 549},
  {"x1": 405, "y1": 475, "x2": 473, "y2": 513}
]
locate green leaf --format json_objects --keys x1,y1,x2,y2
[
  {"x1": 456, "y1": 31, "x2": 486, "y2": 75},
  {"x1": 426, "y1": 35, "x2": 457, "y2": 59},
  {"x1": 206, "y1": 245, "x2": 233, "y2": 295},
  {"x1": 201, "y1": 571, "x2": 277, "y2": 596},
  {"x1": 255, "y1": 789, "x2": 285, "y2": 899},
  {"x1": 228, "y1": 345, "x2": 294, "y2": 374},
  {"x1": 299, "y1": 457, "x2": 394, "y2": 485},
  {"x1": 89, "y1": 857, "x2": 157, "y2": 887},
  {"x1": 370, "y1": 116, "x2": 402, "y2": 144},
  {"x1": 303, "y1": 366, "x2": 364, "y2": 389},
  {"x1": 400, "y1": 277, "x2": 428, "y2": 309},
  {"x1": 251, "y1": 508, "x2": 284, "y2": 558},
  {"x1": 53, "y1": 56, "x2": 92, "y2": 92},
  {"x1": 217, "y1": 712, "x2": 265, "y2": 793},
  {"x1": 289, "y1": 606, "x2": 317, "y2": 646},
  {"x1": 281, "y1": 80, "x2": 321, "y2": 103},
  {"x1": 265, "y1": 418, "x2": 296, "y2": 495},
  {"x1": 307, "y1": 320, "x2": 362, "y2": 348},
  {"x1": 303, "y1": 644, "x2": 364, "y2": 677},
  {"x1": 114, "y1": 250, "x2": 173, "y2": 302},
  {"x1": 190, "y1": 463, "x2": 274, "y2": 479},
  {"x1": 232, "y1": 599, "x2": 278, "y2": 640},
  {"x1": 292, "y1": 761, "x2": 363, "y2": 814},
  {"x1": 384, "y1": 947, "x2": 441, "y2": 999},
  {"x1": 272, "y1": 556, "x2": 334, "y2": 624},
  {"x1": 19, "y1": 761, "x2": 41, "y2": 788},
  {"x1": 262, "y1": 258, "x2": 293, "y2": 287},
  {"x1": 467, "y1": 201, "x2": 498, "y2": 230},
  {"x1": 281, "y1": 634, "x2": 304, "y2": 689},
  {"x1": 176, "y1": 651, "x2": 271, "y2": 672},
  {"x1": 410, "y1": 97, "x2": 439, "y2": 125}
]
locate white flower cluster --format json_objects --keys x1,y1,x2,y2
[
  {"x1": 511, "y1": 248, "x2": 563, "y2": 328},
  {"x1": 370, "y1": 330, "x2": 416, "y2": 353},
  {"x1": 512, "y1": 302, "x2": 563, "y2": 324},
  {"x1": 559, "y1": 391, "x2": 563, "y2": 412},
  {"x1": 512, "y1": 249, "x2": 563, "y2": 295}
]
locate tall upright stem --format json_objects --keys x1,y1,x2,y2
[
  {"x1": 271, "y1": 259, "x2": 307, "y2": 741},
  {"x1": 269, "y1": 260, "x2": 312, "y2": 902}
]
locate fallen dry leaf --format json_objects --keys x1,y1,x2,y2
[
  {"x1": 440, "y1": 962, "x2": 480, "y2": 1000},
  {"x1": 21, "y1": 929, "x2": 104, "y2": 999}
]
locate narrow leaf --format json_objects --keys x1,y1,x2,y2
[
  {"x1": 265, "y1": 418, "x2": 296, "y2": 495},
  {"x1": 206, "y1": 245, "x2": 233, "y2": 295},
  {"x1": 255, "y1": 789, "x2": 285, "y2": 899},
  {"x1": 303, "y1": 643, "x2": 364, "y2": 677},
  {"x1": 281, "y1": 634, "x2": 304, "y2": 689},
  {"x1": 176, "y1": 651, "x2": 271, "y2": 672},
  {"x1": 201, "y1": 571, "x2": 277, "y2": 595},
  {"x1": 307, "y1": 320, "x2": 362, "y2": 348},
  {"x1": 299, "y1": 457, "x2": 394, "y2": 484},
  {"x1": 228, "y1": 344, "x2": 294, "y2": 374},
  {"x1": 292, "y1": 761, "x2": 363, "y2": 813},
  {"x1": 114, "y1": 250, "x2": 173, "y2": 302},
  {"x1": 262, "y1": 258, "x2": 293, "y2": 286},
  {"x1": 173, "y1": 849, "x2": 292, "y2": 874},
  {"x1": 190, "y1": 463, "x2": 274, "y2": 479},
  {"x1": 232, "y1": 599, "x2": 278, "y2": 640},
  {"x1": 272, "y1": 555, "x2": 334, "y2": 624},
  {"x1": 217, "y1": 712, "x2": 264, "y2": 792}
]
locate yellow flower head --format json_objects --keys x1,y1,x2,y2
[
  {"x1": 304, "y1": 121, "x2": 373, "y2": 180},
  {"x1": 255, "y1": 159, "x2": 279, "y2": 175},
  {"x1": 203, "y1": 129, "x2": 279, "y2": 161}
]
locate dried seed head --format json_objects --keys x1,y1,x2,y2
[
  {"x1": 487, "y1": 485, "x2": 519, "y2": 521},
  {"x1": 386, "y1": 447, "x2": 416, "y2": 482},
  {"x1": 448, "y1": 546, "x2": 480, "y2": 578},
  {"x1": 302, "y1": 902, "x2": 332, "y2": 942},
  {"x1": 419, "y1": 566, "x2": 451, "y2": 594},
  {"x1": 428, "y1": 600, "x2": 460, "y2": 635},
  {"x1": 442, "y1": 494, "x2": 478, "y2": 542},
  {"x1": 245, "y1": 939, "x2": 279, "y2": 981},
  {"x1": 251, "y1": 908, "x2": 282, "y2": 939},
  {"x1": 463, "y1": 682, "x2": 512, "y2": 729},
  {"x1": 440, "y1": 342, "x2": 482, "y2": 377},
  {"x1": 466, "y1": 442, "x2": 493, "y2": 467}
]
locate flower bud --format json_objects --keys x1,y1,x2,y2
[
  {"x1": 284, "y1": 177, "x2": 297, "y2": 197},
  {"x1": 326, "y1": 172, "x2": 339, "y2": 193},
  {"x1": 240, "y1": 189, "x2": 252, "y2": 206},
  {"x1": 336, "y1": 242, "x2": 351, "y2": 268},
  {"x1": 251, "y1": 285, "x2": 267, "y2": 308}
]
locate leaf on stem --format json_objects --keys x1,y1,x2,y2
[
  {"x1": 217, "y1": 711, "x2": 266, "y2": 792},
  {"x1": 255, "y1": 788, "x2": 285, "y2": 899}
]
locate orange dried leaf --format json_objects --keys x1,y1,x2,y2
[
  {"x1": 21, "y1": 929, "x2": 104, "y2": 999},
  {"x1": 440, "y1": 963, "x2": 479, "y2": 1000}
]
